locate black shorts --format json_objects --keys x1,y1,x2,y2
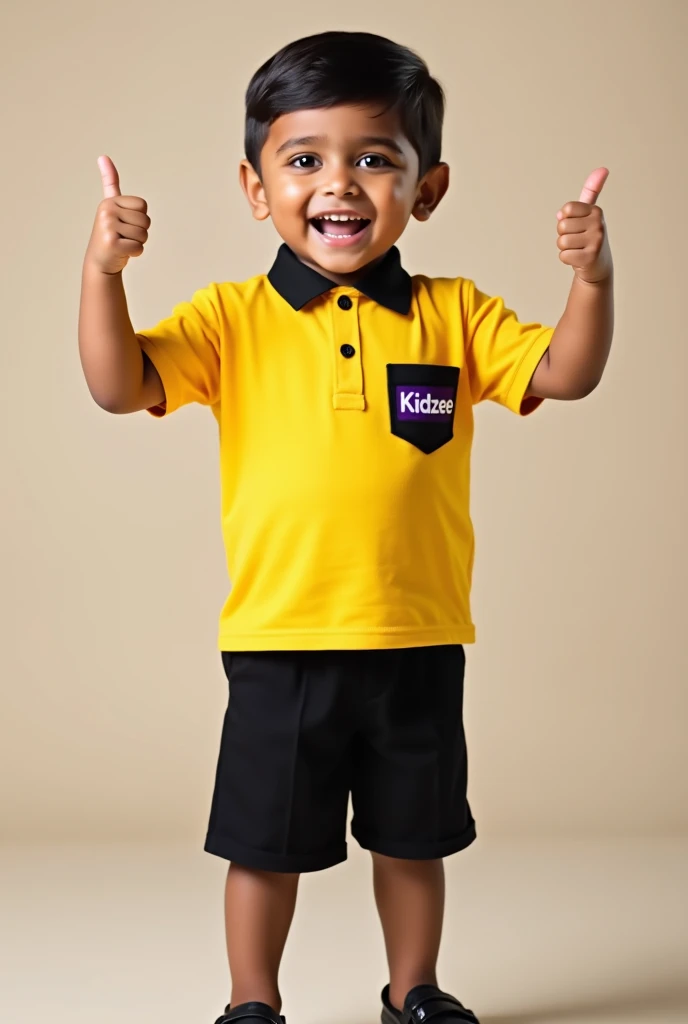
[{"x1": 203, "y1": 645, "x2": 476, "y2": 873}]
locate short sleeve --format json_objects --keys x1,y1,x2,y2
[
  {"x1": 136, "y1": 283, "x2": 222, "y2": 417},
  {"x1": 462, "y1": 279, "x2": 554, "y2": 416}
]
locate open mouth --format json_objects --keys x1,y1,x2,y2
[{"x1": 309, "y1": 215, "x2": 372, "y2": 245}]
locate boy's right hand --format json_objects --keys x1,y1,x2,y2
[{"x1": 85, "y1": 156, "x2": 151, "y2": 275}]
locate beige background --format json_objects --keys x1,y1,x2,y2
[{"x1": 1, "y1": 0, "x2": 686, "y2": 846}]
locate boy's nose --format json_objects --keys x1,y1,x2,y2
[{"x1": 320, "y1": 174, "x2": 361, "y2": 198}]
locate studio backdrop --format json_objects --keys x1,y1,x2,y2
[{"x1": 1, "y1": 0, "x2": 686, "y2": 842}]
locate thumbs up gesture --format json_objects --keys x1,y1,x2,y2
[
  {"x1": 85, "y1": 155, "x2": 151, "y2": 275},
  {"x1": 556, "y1": 167, "x2": 612, "y2": 284}
]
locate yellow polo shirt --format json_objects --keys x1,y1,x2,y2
[{"x1": 137, "y1": 244, "x2": 553, "y2": 651}]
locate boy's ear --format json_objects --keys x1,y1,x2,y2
[
  {"x1": 412, "y1": 162, "x2": 450, "y2": 222},
  {"x1": 239, "y1": 159, "x2": 271, "y2": 221}
]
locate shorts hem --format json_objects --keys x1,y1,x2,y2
[
  {"x1": 353, "y1": 820, "x2": 477, "y2": 860},
  {"x1": 203, "y1": 833, "x2": 348, "y2": 873}
]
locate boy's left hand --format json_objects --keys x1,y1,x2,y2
[{"x1": 556, "y1": 167, "x2": 612, "y2": 284}]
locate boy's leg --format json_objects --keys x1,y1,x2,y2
[
  {"x1": 350, "y1": 645, "x2": 476, "y2": 1011},
  {"x1": 205, "y1": 650, "x2": 357, "y2": 1014},
  {"x1": 372, "y1": 853, "x2": 445, "y2": 1011},
  {"x1": 224, "y1": 863, "x2": 300, "y2": 1012}
]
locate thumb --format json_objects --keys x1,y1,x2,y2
[
  {"x1": 579, "y1": 166, "x2": 609, "y2": 205},
  {"x1": 98, "y1": 154, "x2": 121, "y2": 199}
]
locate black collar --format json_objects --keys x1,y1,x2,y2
[{"x1": 267, "y1": 243, "x2": 412, "y2": 315}]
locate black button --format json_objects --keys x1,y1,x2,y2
[
  {"x1": 340, "y1": 344, "x2": 356, "y2": 359},
  {"x1": 337, "y1": 295, "x2": 353, "y2": 310}
]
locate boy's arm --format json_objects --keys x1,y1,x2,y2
[
  {"x1": 526, "y1": 168, "x2": 614, "y2": 401},
  {"x1": 78, "y1": 155, "x2": 164, "y2": 414},
  {"x1": 79, "y1": 264, "x2": 164, "y2": 413}
]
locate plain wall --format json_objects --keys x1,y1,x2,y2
[{"x1": 1, "y1": 0, "x2": 686, "y2": 842}]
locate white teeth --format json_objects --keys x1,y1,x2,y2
[
  {"x1": 318, "y1": 214, "x2": 363, "y2": 222},
  {"x1": 310, "y1": 213, "x2": 369, "y2": 239}
]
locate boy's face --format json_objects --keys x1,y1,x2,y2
[{"x1": 240, "y1": 103, "x2": 449, "y2": 284}]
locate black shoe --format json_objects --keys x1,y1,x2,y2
[
  {"x1": 214, "y1": 1001, "x2": 286, "y2": 1024},
  {"x1": 381, "y1": 983, "x2": 480, "y2": 1024}
]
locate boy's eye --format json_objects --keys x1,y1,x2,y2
[
  {"x1": 290, "y1": 155, "x2": 319, "y2": 169},
  {"x1": 357, "y1": 154, "x2": 390, "y2": 169}
]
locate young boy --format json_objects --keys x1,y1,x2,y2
[{"x1": 78, "y1": 30, "x2": 613, "y2": 1024}]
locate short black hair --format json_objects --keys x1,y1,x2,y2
[{"x1": 244, "y1": 31, "x2": 445, "y2": 180}]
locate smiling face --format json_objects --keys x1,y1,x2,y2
[{"x1": 240, "y1": 103, "x2": 449, "y2": 284}]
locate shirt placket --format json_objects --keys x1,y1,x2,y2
[{"x1": 332, "y1": 291, "x2": 365, "y2": 411}]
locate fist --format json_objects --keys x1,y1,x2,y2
[
  {"x1": 556, "y1": 167, "x2": 612, "y2": 284},
  {"x1": 85, "y1": 156, "x2": 151, "y2": 275}
]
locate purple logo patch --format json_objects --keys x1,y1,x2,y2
[{"x1": 396, "y1": 386, "x2": 455, "y2": 422}]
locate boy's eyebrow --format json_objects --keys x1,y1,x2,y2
[
  {"x1": 275, "y1": 134, "x2": 406, "y2": 156},
  {"x1": 359, "y1": 136, "x2": 406, "y2": 155}
]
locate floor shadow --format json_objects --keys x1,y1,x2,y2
[{"x1": 337, "y1": 971, "x2": 688, "y2": 1024}]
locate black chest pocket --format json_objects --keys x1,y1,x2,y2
[{"x1": 387, "y1": 364, "x2": 460, "y2": 454}]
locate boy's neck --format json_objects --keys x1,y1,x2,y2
[{"x1": 293, "y1": 247, "x2": 390, "y2": 287}]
